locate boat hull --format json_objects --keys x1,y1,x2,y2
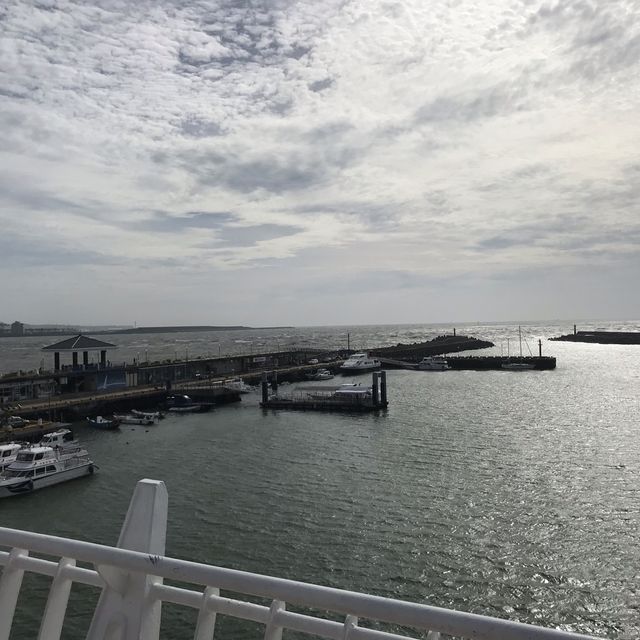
[
  {"x1": 339, "y1": 365, "x2": 381, "y2": 374},
  {"x1": 0, "y1": 463, "x2": 94, "y2": 499}
]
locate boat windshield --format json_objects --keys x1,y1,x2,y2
[
  {"x1": 6, "y1": 469, "x2": 34, "y2": 478},
  {"x1": 16, "y1": 452, "x2": 34, "y2": 462}
]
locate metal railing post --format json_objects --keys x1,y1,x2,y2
[{"x1": 0, "y1": 548, "x2": 28, "y2": 640}]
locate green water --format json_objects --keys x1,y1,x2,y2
[{"x1": 2, "y1": 327, "x2": 640, "y2": 638}]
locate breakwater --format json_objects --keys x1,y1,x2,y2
[{"x1": 551, "y1": 330, "x2": 640, "y2": 345}]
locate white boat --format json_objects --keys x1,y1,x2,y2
[
  {"x1": 0, "y1": 443, "x2": 22, "y2": 473},
  {"x1": 38, "y1": 428, "x2": 80, "y2": 451},
  {"x1": 87, "y1": 415, "x2": 119, "y2": 430},
  {"x1": 114, "y1": 413, "x2": 156, "y2": 426},
  {"x1": 333, "y1": 382, "x2": 372, "y2": 398},
  {"x1": 132, "y1": 409, "x2": 163, "y2": 421},
  {"x1": 417, "y1": 356, "x2": 449, "y2": 371},
  {"x1": 0, "y1": 444, "x2": 95, "y2": 498},
  {"x1": 305, "y1": 368, "x2": 334, "y2": 380},
  {"x1": 339, "y1": 353, "x2": 381, "y2": 373},
  {"x1": 501, "y1": 362, "x2": 536, "y2": 371},
  {"x1": 223, "y1": 377, "x2": 254, "y2": 394}
]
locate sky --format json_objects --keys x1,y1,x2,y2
[{"x1": 1, "y1": 0, "x2": 639, "y2": 327}]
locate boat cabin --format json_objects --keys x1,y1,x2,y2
[
  {"x1": 39, "y1": 429, "x2": 76, "y2": 448},
  {"x1": 0, "y1": 443, "x2": 21, "y2": 459}
]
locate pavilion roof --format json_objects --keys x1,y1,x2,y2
[{"x1": 41, "y1": 334, "x2": 118, "y2": 352}]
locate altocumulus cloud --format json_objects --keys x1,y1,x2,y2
[{"x1": 0, "y1": 0, "x2": 639, "y2": 324}]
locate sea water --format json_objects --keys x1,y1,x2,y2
[{"x1": 1, "y1": 321, "x2": 639, "y2": 638}]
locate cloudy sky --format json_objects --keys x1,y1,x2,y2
[{"x1": 1, "y1": 0, "x2": 639, "y2": 326}]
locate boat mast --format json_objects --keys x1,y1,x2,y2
[{"x1": 519, "y1": 325, "x2": 522, "y2": 358}]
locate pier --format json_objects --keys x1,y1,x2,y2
[{"x1": 551, "y1": 326, "x2": 640, "y2": 344}]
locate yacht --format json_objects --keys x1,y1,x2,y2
[
  {"x1": 0, "y1": 444, "x2": 95, "y2": 498},
  {"x1": 0, "y1": 443, "x2": 22, "y2": 473},
  {"x1": 417, "y1": 356, "x2": 449, "y2": 371},
  {"x1": 339, "y1": 353, "x2": 381, "y2": 373}
]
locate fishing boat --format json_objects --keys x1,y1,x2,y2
[
  {"x1": 87, "y1": 416, "x2": 120, "y2": 430},
  {"x1": 0, "y1": 443, "x2": 22, "y2": 473},
  {"x1": 0, "y1": 444, "x2": 95, "y2": 498},
  {"x1": 417, "y1": 356, "x2": 449, "y2": 371},
  {"x1": 113, "y1": 413, "x2": 156, "y2": 426},
  {"x1": 339, "y1": 353, "x2": 381, "y2": 373}
]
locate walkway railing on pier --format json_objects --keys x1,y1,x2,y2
[{"x1": 0, "y1": 480, "x2": 598, "y2": 640}]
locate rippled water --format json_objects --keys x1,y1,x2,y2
[{"x1": 2, "y1": 322, "x2": 640, "y2": 638}]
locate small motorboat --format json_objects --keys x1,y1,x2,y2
[
  {"x1": 0, "y1": 444, "x2": 95, "y2": 498},
  {"x1": 131, "y1": 409, "x2": 164, "y2": 421},
  {"x1": 166, "y1": 395, "x2": 206, "y2": 413},
  {"x1": 113, "y1": 413, "x2": 156, "y2": 426},
  {"x1": 305, "y1": 368, "x2": 334, "y2": 381},
  {"x1": 87, "y1": 416, "x2": 120, "y2": 430}
]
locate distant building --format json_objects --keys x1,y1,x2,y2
[{"x1": 10, "y1": 321, "x2": 24, "y2": 337}]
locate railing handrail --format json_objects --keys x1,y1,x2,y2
[{"x1": 0, "y1": 525, "x2": 598, "y2": 640}]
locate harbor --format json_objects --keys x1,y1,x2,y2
[
  {"x1": 0, "y1": 330, "x2": 561, "y2": 426},
  {"x1": 1, "y1": 321, "x2": 639, "y2": 639}
]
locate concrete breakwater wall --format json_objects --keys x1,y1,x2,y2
[
  {"x1": 550, "y1": 330, "x2": 640, "y2": 345},
  {"x1": 370, "y1": 334, "x2": 494, "y2": 360}
]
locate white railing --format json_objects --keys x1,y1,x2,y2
[{"x1": 0, "y1": 480, "x2": 601, "y2": 640}]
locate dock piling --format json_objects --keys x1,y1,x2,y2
[
  {"x1": 372, "y1": 372, "x2": 379, "y2": 406},
  {"x1": 380, "y1": 371, "x2": 387, "y2": 406},
  {"x1": 261, "y1": 372, "x2": 268, "y2": 404}
]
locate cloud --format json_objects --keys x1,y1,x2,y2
[{"x1": 0, "y1": 0, "x2": 639, "y2": 323}]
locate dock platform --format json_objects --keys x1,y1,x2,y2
[{"x1": 260, "y1": 371, "x2": 389, "y2": 412}]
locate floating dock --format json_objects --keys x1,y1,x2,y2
[{"x1": 260, "y1": 371, "x2": 389, "y2": 412}]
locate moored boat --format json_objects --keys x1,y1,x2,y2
[
  {"x1": 0, "y1": 443, "x2": 22, "y2": 473},
  {"x1": 0, "y1": 444, "x2": 95, "y2": 498},
  {"x1": 501, "y1": 361, "x2": 536, "y2": 371},
  {"x1": 417, "y1": 356, "x2": 449, "y2": 371},
  {"x1": 305, "y1": 368, "x2": 334, "y2": 380},
  {"x1": 222, "y1": 377, "x2": 254, "y2": 394},
  {"x1": 339, "y1": 353, "x2": 381, "y2": 373},
  {"x1": 38, "y1": 428, "x2": 80, "y2": 451},
  {"x1": 131, "y1": 409, "x2": 163, "y2": 421},
  {"x1": 166, "y1": 395, "x2": 207, "y2": 413},
  {"x1": 87, "y1": 416, "x2": 120, "y2": 430},
  {"x1": 113, "y1": 413, "x2": 156, "y2": 426}
]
